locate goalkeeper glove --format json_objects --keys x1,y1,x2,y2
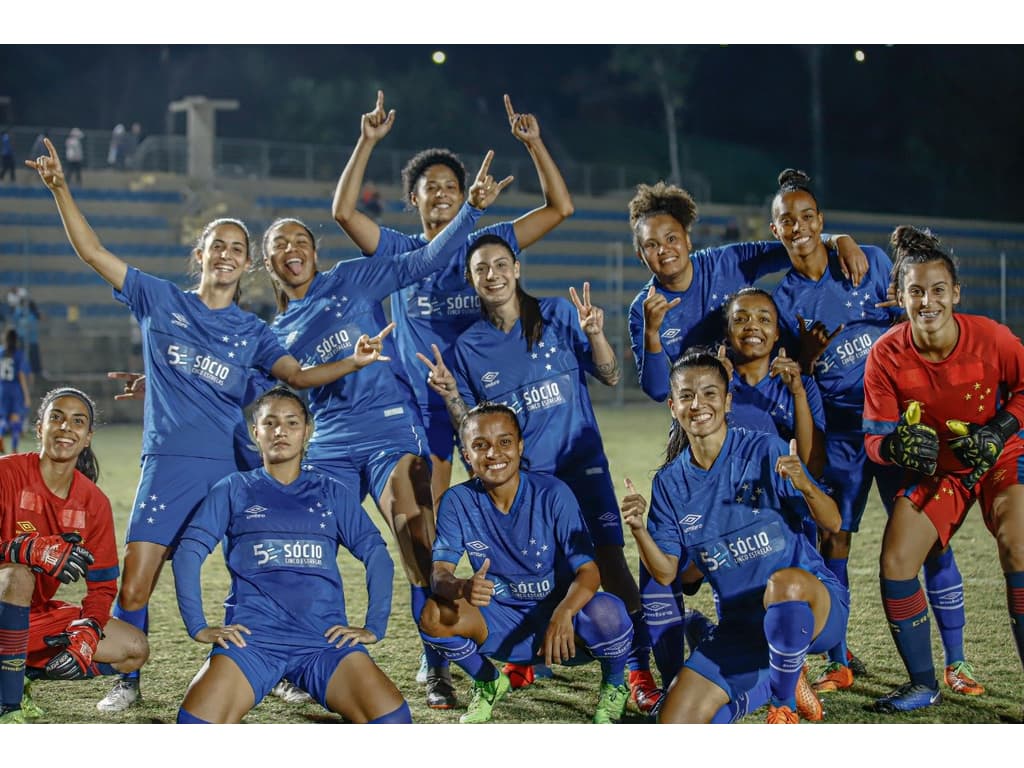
[
  {"x1": 880, "y1": 400, "x2": 939, "y2": 475},
  {"x1": 44, "y1": 617, "x2": 104, "y2": 680},
  {"x1": 947, "y1": 410, "x2": 1020, "y2": 489},
  {"x1": 0, "y1": 532, "x2": 94, "y2": 584}
]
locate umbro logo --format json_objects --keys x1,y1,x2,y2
[
  {"x1": 662, "y1": 328, "x2": 681, "y2": 340},
  {"x1": 466, "y1": 540, "x2": 489, "y2": 551},
  {"x1": 644, "y1": 601, "x2": 674, "y2": 612},
  {"x1": 482, "y1": 371, "x2": 500, "y2": 388},
  {"x1": 244, "y1": 505, "x2": 268, "y2": 519},
  {"x1": 679, "y1": 514, "x2": 702, "y2": 526},
  {"x1": 171, "y1": 312, "x2": 190, "y2": 329}
]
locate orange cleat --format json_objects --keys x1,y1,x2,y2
[
  {"x1": 944, "y1": 662, "x2": 985, "y2": 696},
  {"x1": 812, "y1": 662, "x2": 854, "y2": 693},
  {"x1": 766, "y1": 704, "x2": 800, "y2": 724},
  {"x1": 502, "y1": 662, "x2": 535, "y2": 689},
  {"x1": 627, "y1": 669, "x2": 664, "y2": 714},
  {"x1": 795, "y1": 667, "x2": 823, "y2": 721}
]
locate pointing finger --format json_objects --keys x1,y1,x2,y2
[
  {"x1": 375, "y1": 321, "x2": 396, "y2": 341},
  {"x1": 476, "y1": 150, "x2": 494, "y2": 183},
  {"x1": 624, "y1": 477, "x2": 637, "y2": 494},
  {"x1": 504, "y1": 93, "x2": 515, "y2": 122},
  {"x1": 375, "y1": 89, "x2": 384, "y2": 111}
]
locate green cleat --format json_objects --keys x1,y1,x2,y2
[
  {"x1": 593, "y1": 682, "x2": 629, "y2": 724},
  {"x1": 460, "y1": 671, "x2": 511, "y2": 724},
  {"x1": 20, "y1": 680, "x2": 44, "y2": 719},
  {"x1": 0, "y1": 708, "x2": 29, "y2": 724}
]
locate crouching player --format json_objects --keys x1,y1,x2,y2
[
  {"x1": 172, "y1": 387, "x2": 410, "y2": 724},
  {"x1": 418, "y1": 403, "x2": 634, "y2": 724},
  {"x1": 0, "y1": 387, "x2": 148, "y2": 723}
]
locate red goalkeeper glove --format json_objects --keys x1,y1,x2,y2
[
  {"x1": 0, "y1": 532, "x2": 94, "y2": 584},
  {"x1": 44, "y1": 617, "x2": 104, "y2": 679}
]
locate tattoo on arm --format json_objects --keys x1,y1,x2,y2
[
  {"x1": 445, "y1": 394, "x2": 469, "y2": 430},
  {"x1": 594, "y1": 357, "x2": 621, "y2": 386}
]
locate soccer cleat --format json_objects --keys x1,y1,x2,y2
[
  {"x1": 812, "y1": 662, "x2": 854, "y2": 693},
  {"x1": 502, "y1": 662, "x2": 535, "y2": 689},
  {"x1": 20, "y1": 680, "x2": 44, "y2": 719},
  {"x1": 766, "y1": 704, "x2": 800, "y2": 724},
  {"x1": 460, "y1": 671, "x2": 511, "y2": 724},
  {"x1": 425, "y1": 667, "x2": 458, "y2": 709},
  {"x1": 0, "y1": 707, "x2": 28, "y2": 724},
  {"x1": 96, "y1": 679, "x2": 141, "y2": 713},
  {"x1": 593, "y1": 682, "x2": 630, "y2": 724},
  {"x1": 846, "y1": 649, "x2": 867, "y2": 677},
  {"x1": 270, "y1": 679, "x2": 314, "y2": 704},
  {"x1": 627, "y1": 669, "x2": 663, "y2": 714},
  {"x1": 944, "y1": 661, "x2": 985, "y2": 696},
  {"x1": 795, "y1": 667, "x2": 823, "y2": 721},
  {"x1": 415, "y1": 652, "x2": 429, "y2": 684},
  {"x1": 873, "y1": 682, "x2": 941, "y2": 713}
]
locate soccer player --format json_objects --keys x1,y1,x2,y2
[
  {"x1": 0, "y1": 329, "x2": 31, "y2": 455},
  {"x1": 0, "y1": 388, "x2": 149, "y2": 723},
  {"x1": 864, "y1": 226, "x2": 1024, "y2": 713},
  {"x1": 260, "y1": 151, "x2": 509, "y2": 710},
  {"x1": 768, "y1": 169, "x2": 981, "y2": 696},
  {"x1": 27, "y1": 137, "x2": 394, "y2": 712},
  {"x1": 418, "y1": 403, "x2": 633, "y2": 724},
  {"x1": 172, "y1": 387, "x2": 409, "y2": 724},
  {"x1": 416, "y1": 235, "x2": 656, "y2": 709},
  {"x1": 626, "y1": 181, "x2": 866, "y2": 697},
  {"x1": 621, "y1": 350, "x2": 847, "y2": 724}
]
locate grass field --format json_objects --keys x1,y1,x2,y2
[{"x1": 19, "y1": 404, "x2": 1024, "y2": 726}]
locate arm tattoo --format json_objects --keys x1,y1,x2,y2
[
  {"x1": 445, "y1": 394, "x2": 470, "y2": 430},
  {"x1": 594, "y1": 357, "x2": 621, "y2": 386}
]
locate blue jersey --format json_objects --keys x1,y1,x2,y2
[
  {"x1": 434, "y1": 470, "x2": 595, "y2": 609},
  {"x1": 268, "y1": 203, "x2": 482, "y2": 454},
  {"x1": 0, "y1": 348, "x2": 28, "y2": 391},
  {"x1": 373, "y1": 221, "x2": 520, "y2": 414},
  {"x1": 727, "y1": 370, "x2": 825, "y2": 440},
  {"x1": 174, "y1": 467, "x2": 393, "y2": 643},
  {"x1": 451, "y1": 297, "x2": 606, "y2": 475},
  {"x1": 647, "y1": 428, "x2": 838, "y2": 623},
  {"x1": 628, "y1": 242, "x2": 791, "y2": 402},
  {"x1": 771, "y1": 246, "x2": 899, "y2": 433},
  {"x1": 114, "y1": 268, "x2": 288, "y2": 461}
]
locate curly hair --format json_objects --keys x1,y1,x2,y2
[
  {"x1": 628, "y1": 181, "x2": 698, "y2": 253},
  {"x1": 401, "y1": 148, "x2": 467, "y2": 202}
]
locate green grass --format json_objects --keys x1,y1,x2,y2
[{"x1": 21, "y1": 405, "x2": 1024, "y2": 725}]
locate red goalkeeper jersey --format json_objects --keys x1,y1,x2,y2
[
  {"x1": 0, "y1": 453, "x2": 119, "y2": 628},
  {"x1": 863, "y1": 313, "x2": 1024, "y2": 477}
]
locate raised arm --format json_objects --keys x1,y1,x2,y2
[
  {"x1": 504, "y1": 94, "x2": 574, "y2": 248},
  {"x1": 569, "y1": 282, "x2": 620, "y2": 387},
  {"x1": 26, "y1": 138, "x2": 128, "y2": 290},
  {"x1": 621, "y1": 478, "x2": 680, "y2": 585},
  {"x1": 331, "y1": 90, "x2": 394, "y2": 254},
  {"x1": 770, "y1": 347, "x2": 825, "y2": 477},
  {"x1": 271, "y1": 322, "x2": 394, "y2": 389}
]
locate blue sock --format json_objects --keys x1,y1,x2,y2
[
  {"x1": 9, "y1": 427, "x2": 19, "y2": 452},
  {"x1": 639, "y1": 561, "x2": 686, "y2": 682},
  {"x1": 410, "y1": 585, "x2": 447, "y2": 670},
  {"x1": 112, "y1": 601, "x2": 148, "y2": 682},
  {"x1": 923, "y1": 547, "x2": 966, "y2": 665},
  {"x1": 575, "y1": 592, "x2": 632, "y2": 687},
  {"x1": 369, "y1": 700, "x2": 412, "y2": 723},
  {"x1": 420, "y1": 632, "x2": 496, "y2": 682},
  {"x1": 0, "y1": 601, "x2": 29, "y2": 710},
  {"x1": 709, "y1": 677, "x2": 770, "y2": 723},
  {"x1": 176, "y1": 707, "x2": 210, "y2": 724},
  {"x1": 626, "y1": 610, "x2": 652, "y2": 672},
  {"x1": 881, "y1": 577, "x2": 936, "y2": 688},
  {"x1": 823, "y1": 558, "x2": 850, "y2": 664},
  {"x1": 764, "y1": 600, "x2": 813, "y2": 708},
  {"x1": 1006, "y1": 571, "x2": 1024, "y2": 672}
]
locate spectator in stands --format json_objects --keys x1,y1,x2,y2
[
  {"x1": 172, "y1": 387, "x2": 410, "y2": 724},
  {"x1": 107, "y1": 124, "x2": 125, "y2": 169},
  {"x1": 331, "y1": 91, "x2": 578, "y2": 706},
  {"x1": 64, "y1": 128, "x2": 84, "y2": 185},
  {"x1": 26, "y1": 136, "x2": 397, "y2": 714},
  {"x1": 0, "y1": 328, "x2": 31, "y2": 455},
  {"x1": 358, "y1": 181, "x2": 383, "y2": 221},
  {"x1": 124, "y1": 123, "x2": 143, "y2": 169},
  {"x1": 12, "y1": 288, "x2": 42, "y2": 387},
  {"x1": 1, "y1": 130, "x2": 14, "y2": 182},
  {"x1": 0, "y1": 387, "x2": 149, "y2": 723},
  {"x1": 29, "y1": 130, "x2": 49, "y2": 161}
]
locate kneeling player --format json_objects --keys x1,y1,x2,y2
[
  {"x1": 0, "y1": 388, "x2": 149, "y2": 723},
  {"x1": 419, "y1": 403, "x2": 633, "y2": 724}
]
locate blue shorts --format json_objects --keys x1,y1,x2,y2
[
  {"x1": 822, "y1": 433, "x2": 879, "y2": 533},
  {"x1": 126, "y1": 454, "x2": 239, "y2": 547},
  {"x1": 0, "y1": 388, "x2": 26, "y2": 426},
  {"x1": 421, "y1": 405, "x2": 457, "y2": 464},
  {"x1": 307, "y1": 417, "x2": 430, "y2": 505},
  {"x1": 558, "y1": 465, "x2": 624, "y2": 547},
  {"x1": 685, "y1": 578, "x2": 848, "y2": 701},
  {"x1": 211, "y1": 634, "x2": 368, "y2": 708}
]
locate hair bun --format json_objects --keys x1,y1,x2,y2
[
  {"x1": 777, "y1": 168, "x2": 811, "y2": 188},
  {"x1": 890, "y1": 225, "x2": 940, "y2": 256}
]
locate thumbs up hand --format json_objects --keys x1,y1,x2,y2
[
  {"x1": 775, "y1": 438, "x2": 810, "y2": 491},
  {"x1": 464, "y1": 557, "x2": 495, "y2": 607}
]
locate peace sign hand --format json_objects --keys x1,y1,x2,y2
[
  {"x1": 351, "y1": 322, "x2": 395, "y2": 369},
  {"x1": 504, "y1": 94, "x2": 541, "y2": 145},
  {"x1": 361, "y1": 90, "x2": 396, "y2": 143},
  {"x1": 415, "y1": 343, "x2": 458, "y2": 398},
  {"x1": 569, "y1": 282, "x2": 604, "y2": 337},
  {"x1": 25, "y1": 137, "x2": 65, "y2": 191},
  {"x1": 467, "y1": 150, "x2": 514, "y2": 210}
]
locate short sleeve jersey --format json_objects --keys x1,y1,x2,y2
[
  {"x1": 863, "y1": 313, "x2": 1024, "y2": 474},
  {"x1": 373, "y1": 221, "x2": 519, "y2": 414},
  {"x1": 113, "y1": 268, "x2": 288, "y2": 460},
  {"x1": 771, "y1": 246, "x2": 899, "y2": 432},
  {"x1": 0, "y1": 348, "x2": 29, "y2": 392},
  {"x1": 647, "y1": 428, "x2": 837, "y2": 623},
  {"x1": 178, "y1": 467, "x2": 389, "y2": 644},
  {"x1": 433, "y1": 471, "x2": 595, "y2": 608},
  {"x1": 0, "y1": 454, "x2": 119, "y2": 624},
  {"x1": 728, "y1": 370, "x2": 826, "y2": 440},
  {"x1": 628, "y1": 242, "x2": 791, "y2": 402},
  {"x1": 451, "y1": 297, "x2": 606, "y2": 475}
]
